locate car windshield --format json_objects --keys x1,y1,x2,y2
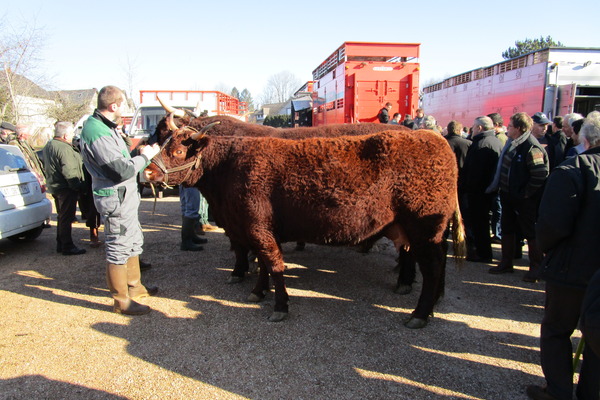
[{"x1": 0, "y1": 147, "x2": 29, "y2": 174}]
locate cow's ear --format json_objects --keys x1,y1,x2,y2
[{"x1": 196, "y1": 135, "x2": 210, "y2": 151}]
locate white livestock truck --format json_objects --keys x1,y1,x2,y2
[{"x1": 422, "y1": 47, "x2": 600, "y2": 127}]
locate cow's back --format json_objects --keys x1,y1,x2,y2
[{"x1": 199, "y1": 129, "x2": 456, "y2": 247}]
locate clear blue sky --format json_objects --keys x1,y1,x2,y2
[{"x1": 5, "y1": 0, "x2": 600, "y2": 104}]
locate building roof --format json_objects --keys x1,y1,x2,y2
[
  {"x1": 0, "y1": 70, "x2": 52, "y2": 99},
  {"x1": 52, "y1": 88, "x2": 97, "y2": 104}
]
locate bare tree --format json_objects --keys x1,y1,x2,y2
[
  {"x1": 213, "y1": 82, "x2": 232, "y2": 94},
  {"x1": 0, "y1": 18, "x2": 46, "y2": 123},
  {"x1": 46, "y1": 95, "x2": 88, "y2": 124},
  {"x1": 121, "y1": 54, "x2": 139, "y2": 106},
  {"x1": 259, "y1": 71, "x2": 302, "y2": 105}
]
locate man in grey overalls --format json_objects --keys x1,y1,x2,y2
[{"x1": 80, "y1": 86, "x2": 160, "y2": 315}]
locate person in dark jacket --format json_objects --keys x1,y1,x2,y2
[
  {"x1": 42, "y1": 122, "x2": 86, "y2": 255},
  {"x1": 462, "y1": 116, "x2": 503, "y2": 262},
  {"x1": 412, "y1": 108, "x2": 425, "y2": 130},
  {"x1": 545, "y1": 116, "x2": 568, "y2": 170},
  {"x1": 526, "y1": 116, "x2": 600, "y2": 400},
  {"x1": 445, "y1": 120, "x2": 472, "y2": 246},
  {"x1": 377, "y1": 102, "x2": 392, "y2": 123},
  {"x1": 489, "y1": 112, "x2": 549, "y2": 281},
  {"x1": 581, "y1": 268, "x2": 600, "y2": 359}
]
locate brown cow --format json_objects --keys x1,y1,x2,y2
[
  {"x1": 150, "y1": 107, "x2": 413, "y2": 287},
  {"x1": 145, "y1": 124, "x2": 465, "y2": 328}
]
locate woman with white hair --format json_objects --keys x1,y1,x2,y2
[{"x1": 527, "y1": 117, "x2": 600, "y2": 400}]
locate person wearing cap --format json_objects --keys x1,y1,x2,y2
[
  {"x1": 10, "y1": 124, "x2": 46, "y2": 185},
  {"x1": 531, "y1": 112, "x2": 567, "y2": 171},
  {"x1": 488, "y1": 112, "x2": 549, "y2": 282},
  {"x1": 531, "y1": 112, "x2": 551, "y2": 143},
  {"x1": 0, "y1": 121, "x2": 17, "y2": 144}
]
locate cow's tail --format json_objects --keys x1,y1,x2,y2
[{"x1": 451, "y1": 196, "x2": 466, "y2": 267}]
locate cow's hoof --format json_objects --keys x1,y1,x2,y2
[
  {"x1": 247, "y1": 293, "x2": 264, "y2": 302},
  {"x1": 404, "y1": 317, "x2": 428, "y2": 329},
  {"x1": 394, "y1": 284, "x2": 412, "y2": 295},
  {"x1": 268, "y1": 311, "x2": 288, "y2": 322},
  {"x1": 227, "y1": 275, "x2": 244, "y2": 284}
]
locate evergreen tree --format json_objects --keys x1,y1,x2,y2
[
  {"x1": 502, "y1": 36, "x2": 564, "y2": 59},
  {"x1": 240, "y1": 88, "x2": 254, "y2": 112},
  {"x1": 263, "y1": 114, "x2": 290, "y2": 128}
]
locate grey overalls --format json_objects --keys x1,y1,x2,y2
[{"x1": 79, "y1": 111, "x2": 150, "y2": 264}]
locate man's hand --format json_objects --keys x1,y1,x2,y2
[{"x1": 140, "y1": 143, "x2": 160, "y2": 160}]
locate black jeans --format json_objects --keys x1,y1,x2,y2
[
  {"x1": 541, "y1": 282, "x2": 600, "y2": 400},
  {"x1": 467, "y1": 192, "x2": 494, "y2": 259},
  {"x1": 53, "y1": 189, "x2": 79, "y2": 251}
]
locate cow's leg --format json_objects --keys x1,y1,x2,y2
[
  {"x1": 405, "y1": 242, "x2": 445, "y2": 329},
  {"x1": 227, "y1": 241, "x2": 250, "y2": 284},
  {"x1": 250, "y1": 238, "x2": 289, "y2": 322},
  {"x1": 395, "y1": 248, "x2": 416, "y2": 295},
  {"x1": 248, "y1": 258, "x2": 270, "y2": 302}
]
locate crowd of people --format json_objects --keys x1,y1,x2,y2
[{"x1": 382, "y1": 107, "x2": 600, "y2": 400}]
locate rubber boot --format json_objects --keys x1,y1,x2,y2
[
  {"x1": 181, "y1": 217, "x2": 205, "y2": 251},
  {"x1": 523, "y1": 239, "x2": 543, "y2": 282},
  {"x1": 106, "y1": 263, "x2": 150, "y2": 315},
  {"x1": 489, "y1": 233, "x2": 515, "y2": 274},
  {"x1": 127, "y1": 256, "x2": 159, "y2": 300},
  {"x1": 187, "y1": 217, "x2": 207, "y2": 244}
]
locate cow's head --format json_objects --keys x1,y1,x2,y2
[
  {"x1": 152, "y1": 96, "x2": 195, "y2": 140},
  {"x1": 144, "y1": 121, "x2": 215, "y2": 187}
]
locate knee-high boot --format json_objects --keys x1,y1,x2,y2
[
  {"x1": 489, "y1": 233, "x2": 515, "y2": 274},
  {"x1": 181, "y1": 216, "x2": 206, "y2": 251},
  {"x1": 106, "y1": 263, "x2": 150, "y2": 315},
  {"x1": 127, "y1": 256, "x2": 159, "y2": 299}
]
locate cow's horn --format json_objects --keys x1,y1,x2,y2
[
  {"x1": 166, "y1": 113, "x2": 178, "y2": 131},
  {"x1": 157, "y1": 95, "x2": 185, "y2": 117},
  {"x1": 190, "y1": 121, "x2": 221, "y2": 140}
]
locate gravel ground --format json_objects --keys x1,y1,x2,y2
[{"x1": 0, "y1": 193, "x2": 580, "y2": 399}]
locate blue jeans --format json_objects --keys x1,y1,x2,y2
[{"x1": 179, "y1": 186, "x2": 200, "y2": 219}]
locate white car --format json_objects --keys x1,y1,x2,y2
[{"x1": 0, "y1": 144, "x2": 52, "y2": 241}]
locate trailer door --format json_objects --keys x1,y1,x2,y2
[
  {"x1": 557, "y1": 83, "x2": 576, "y2": 116},
  {"x1": 354, "y1": 80, "x2": 397, "y2": 122}
]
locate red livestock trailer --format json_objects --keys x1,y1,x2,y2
[{"x1": 311, "y1": 42, "x2": 421, "y2": 126}]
